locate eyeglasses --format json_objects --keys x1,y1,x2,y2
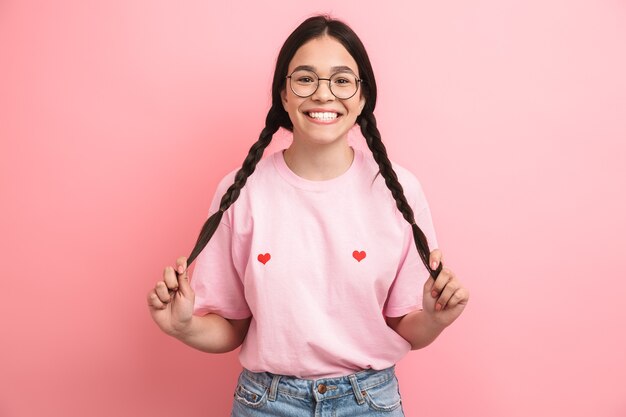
[{"x1": 286, "y1": 69, "x2": 363, "y2": 100}]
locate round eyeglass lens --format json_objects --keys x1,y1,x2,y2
[
  {"x1": 289, "y1": 70, "x2": 359, "y2": 99},
  {"x1": 329, "y1": 72, "x2": 359, "y2": 99}
]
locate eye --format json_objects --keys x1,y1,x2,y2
[
  {"x1": 291, "y1": 70, "x2": 318, "y2": 85},
  {"x1": 332, "y1": 76, "x2": 355, "y2": 87}
]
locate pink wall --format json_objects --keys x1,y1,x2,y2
[{"x1": 1, "y1": 1, "x2": 625, "y2": 416}]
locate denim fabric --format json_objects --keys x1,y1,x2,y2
[{"x1": 231, "y1": 365, "x2": 405, "y2": 416}]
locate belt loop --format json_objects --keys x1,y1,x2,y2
[
  {"x1": 348, "y1": 374, "x2": 365, "y2": 405},
  {"x1": 268, "y1": 374, "x2": 281, "y2": 401}
]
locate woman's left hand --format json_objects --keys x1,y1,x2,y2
[{"x1": 422, "y1": 264, "x2": 469, "y2": 328}]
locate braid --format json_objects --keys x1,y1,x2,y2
[
  {"x1": 358, "y1": 112, "x2": 443, "y2": 280},
  {"x1": 184, "y1": 106, "x2": 282, "y2": 268}
]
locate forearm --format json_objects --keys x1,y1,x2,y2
[
  {"x1": 394, "y1": 309, "x2": 446, "y2": 350},
  {"x1": 170, "y1": 313, "x2": 243, "y2": 354}
]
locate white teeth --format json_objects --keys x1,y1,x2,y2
[{"x1": 307, "y1": 111, "x2": 338, "y2": 121}]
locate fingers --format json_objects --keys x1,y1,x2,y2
[
  {"x1": 148, "y1": 256, "x2": 189, "y2": 310},
  {"x1": 435, "y1": 279, "x2": 460, "y2": 311},
  {"x1": 445, "y1": 287, "x2": 469, "y2": 309},
  {"x1": 148, "y1": 256, "x2": 193, "y2": 308},
  {"x1": 156, "y1": 280, "x2": 172, "y2": 302},
  {"x1": 175, "y1": 256, "x2": 188, "y2": 275},
  {"x1": 428, "y1": 267, "x2": 469, "y2": 311},
  {"x1": 429, "y1": 267, "x2": 452, "y2": 296},
  {"x1": 429, "y1": 267, "x2": 453, "y2": 310},
  {"x1": 175, "y1": 256, "x2": 193, "y2": 298},
  {"x1": 163, "y1": 265, "x2": 179, "y2": 291},
  {"x1": 146, "y1": 281, "x2": 173, "y2": 311},
  {"x1": 429, "y1": 249, "x2": 443, "y2": 270},
  {"x1": 147, "y1": 289, "x2": 165, "y2": 310}
]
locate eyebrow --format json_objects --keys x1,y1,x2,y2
[{"x1": 292, "y1": 65, "x2": 357, "y2": 74}]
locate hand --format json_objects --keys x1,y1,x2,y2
[
  {"x1": 429, "y1": 248, "x2": 443, "y2": 271},
  {"x1": 422, "y1": 261, "x2": 469, "y2": 328},
  {"x1": 146, "y1": 256, "x2": 195, "y2": 336}
]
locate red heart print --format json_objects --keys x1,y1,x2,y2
[
  {"x1": 352, "y1": 250, "x2": 366, "y2": 262},
  {"x1": 257, "y1": 253, "x2": 271, "y2": 264}
]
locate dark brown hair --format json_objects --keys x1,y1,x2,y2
[{"x1": 182, "y1": 15, "x2": 442, "y2": 281}]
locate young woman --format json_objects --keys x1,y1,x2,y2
[{"x1": 147, "y1": 15, "x2": 469, "y2": 416}]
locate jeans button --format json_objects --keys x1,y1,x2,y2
[{"x1": 318, "y1": 384, "x2": 327, "y2": 394}]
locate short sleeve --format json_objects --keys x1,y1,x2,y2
[
  {"x1": 383, "y1": 175, "x2": 439, "y2": 318},
  {"x1": 189, "y1": 172, "x2": 252, "y2": 320}
]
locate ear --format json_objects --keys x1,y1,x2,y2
[{"x1": 358, "y1": 95, "x2": 366, "y2": 115}]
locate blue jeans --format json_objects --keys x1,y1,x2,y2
[{"x1": 231, "y1": 365, "x2": 405, "y2": 416}]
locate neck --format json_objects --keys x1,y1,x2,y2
[{"x1": 282, "y1": 139, "x2": 354, "y2": 181}]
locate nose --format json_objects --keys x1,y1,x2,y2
[{"x1": 311, "y1": 79, "x2": 334, "y2": 102}]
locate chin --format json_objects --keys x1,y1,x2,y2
[
  {"x1": 296, "y1": 126, "x2": 353, "y2": 144},
  {"x1": 301, "y1": 132, "x2": 350, "y2": 145}
]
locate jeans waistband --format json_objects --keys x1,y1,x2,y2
[{"x1": 240, "y1": 365, "x2": 396, "y2": 404}]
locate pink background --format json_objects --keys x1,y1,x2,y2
[{"x1": 1, "y1": 1, "x2": 625, "y2": 416}]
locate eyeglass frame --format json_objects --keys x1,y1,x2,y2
[{"x1": 285, "y1": 69, "x2": 365, "y2": 100}]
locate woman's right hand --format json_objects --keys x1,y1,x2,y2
[{"x1": 147, "y1": 256, "x2": 195, "y2": 336}]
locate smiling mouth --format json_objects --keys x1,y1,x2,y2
[{"x1": 305, "y1": 111, "x2": 340, "y2": 121}]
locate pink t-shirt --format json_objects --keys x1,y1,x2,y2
[{"x1": 190, "y1": 146, "x2": 438, "y2": 379}]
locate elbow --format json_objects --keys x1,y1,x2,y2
[
  {"x1": 409, "y1": 339, "x2": 435, "y2": 351},
  {"x1": 223, "y1": 316, "x2": 252, "y2": 352}
]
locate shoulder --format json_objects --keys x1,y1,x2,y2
[
  {"x1": 214, "y1": 152, "x2": 276, "y2": 196},
  {"x1": 208, "y1": 152, "x2": 275, "y2": 216},
  {"x1": 391, "y1": 159, "x2": 430, "y2": 214},
  {"x1": 361, "y1": 150, "x2": 429, "y2": 213}
]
